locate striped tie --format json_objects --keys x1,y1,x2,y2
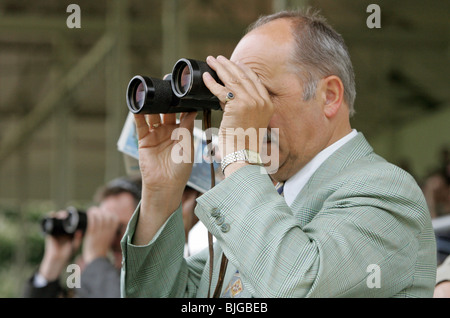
[
  {"x1": 275, "y1": 182, "x2": 284, "y2": 196},
  {"x1": 221, "y1": 181, "x2": 285, "y2": 297}
]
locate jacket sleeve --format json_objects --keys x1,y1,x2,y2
[
  {"x1": 77, "y1": 258, "x2": 120, "y2": 298},
  {"x1": 22, "y1": 273, "x2": 64, "y2": 298},
  {"x1": 436, "y1": 256, "x2": 450, "y2": 285},
  {"x1": 195, "y1": 164, "x2": 435, "y2": 297},
  {"x1": 120, "y1": 204, "x2": 206, "y2": 297}
]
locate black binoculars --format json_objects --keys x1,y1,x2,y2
[
  {"x1": 41, "y1": 207, "x2": 87, "y2": 237},
  {"x1": 126, "y1": 58, "x2": 222, "y2": 114}
]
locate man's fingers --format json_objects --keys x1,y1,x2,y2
[
  {"x1": 162, "y1": 113, "x2": 177, "y2": 125},
  {"x1": 179, "y1": 112, "x2": 197, "y2": 131},
  {"x1": 146, "y1": 114, "x2": 162, "y2": 129},
  {"x1": 134, "y1": 113, "x2": 165, "y2": 141},
  {"x1": 204, "y1": 55, "x2": 267, "y2": 111},
  {"x1": 73, "y1": 231, "x2": 83, "y2": 250},
  {"x1": 203, "y1": 71, "x2": 228, "y2": 106},
  {"x1": 236, "y1": 61, "x2": 271, "y2": 101},
  {"x1": 134, "y1": 114, "x2": 149, "y2": 139}
]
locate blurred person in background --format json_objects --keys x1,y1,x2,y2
[
  {"x1": 23, "y1": 176, "x2": 141, "y2": 298},
  {"x1": 423, "y1": 148, "x2": 450, "y2": 219},
  {"x1": 430, "y1": 148, "x2": 450, "y2": 298},
  {"x1": 435, "y1": 256, "x2": 450, "y2": 298}
]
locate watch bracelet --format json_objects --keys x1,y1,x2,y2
[{"x1": 220, "y1": 149, "x2": 262, "y2": 174}]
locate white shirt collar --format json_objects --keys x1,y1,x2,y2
[{"x1": 283, "y1": 129, "x2": 358, "y2": 206}]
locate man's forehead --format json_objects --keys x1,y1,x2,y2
[
  {"x1": 230, "y1": 20, "x2": 293, "y2": 74},
  {"x1": 232, "y1": 19, "x2": 292, "y2": 54},
  {"x1": 249, "y1": 18, "x2": 293, "y2": 42}
]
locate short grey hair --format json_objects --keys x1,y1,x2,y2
[{"x1": 247, "y1": 9, "x2": 356, "y2": 117}]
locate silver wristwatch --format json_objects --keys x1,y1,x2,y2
[{"x1": 221, "y1": 149, "x2": 263, "y2": 174}]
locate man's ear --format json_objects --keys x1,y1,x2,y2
[{"x1": 319, "y1": 75, "x2": 344, "y2": 118}]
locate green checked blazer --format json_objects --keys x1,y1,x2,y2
[{"x1": 120, "y1": 133, "x2": 437, "y2": 297}]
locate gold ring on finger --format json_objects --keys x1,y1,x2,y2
[{"x1": 225, "y1": 92, "x2": 235, "y2": 103}]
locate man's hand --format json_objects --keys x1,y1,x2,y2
[
  {"x1": 38, "y1": 211, "x2": 83, "y2": 282},
  {"x1": 132, "y1": 111, "x2": 197, "y2": 245},
  {"x1": 202, "y1": 55, "x2": 274, "y2": 176},
  {"x1": 434, "y1": 281, "x2": 450, "y2": 298},
  {"x1": 82, "y1": 206, "x2": 120, "y2": 265}
]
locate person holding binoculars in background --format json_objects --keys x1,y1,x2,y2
[{"x1": 23, "y1": 177, "x2": 141, "y2": 298}]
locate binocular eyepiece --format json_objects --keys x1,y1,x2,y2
[
  {"x1": 126, "y1": 58, "x2": 222, "y2": 114},
  {"x1": 41, "y1": 207, "x2": 87, "y2": 237}
]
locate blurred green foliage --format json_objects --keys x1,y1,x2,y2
[{"x1": 0, "y1": 202, "x2": 53, "y2": 297}]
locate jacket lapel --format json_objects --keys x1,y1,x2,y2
[{"x1": 289, "y1": 132, "x2": 375, "y2": 225}]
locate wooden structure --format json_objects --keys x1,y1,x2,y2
[{"x1": 0, "y1": 0, "x2": 448, "y2": 208}]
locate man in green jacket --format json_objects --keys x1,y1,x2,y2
[{"x1": 121, "y1": 9, "x2": 436, "y2": 298}]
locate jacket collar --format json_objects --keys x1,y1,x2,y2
[{"x1": 288, "y1": 132, "x2": 374, "y2": 212}]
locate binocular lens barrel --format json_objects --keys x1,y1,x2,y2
[
  {"x1": 126, "y1": 75, "x2": 176, "y2": 114},
  {"x1": 125, "y1": 58, "x2": 222, "y2": 114},
  {"x1": 135, "y1": 83, "x2": 145, "y2": 109},
  {"x1": 171, "y1": 58, "x2": 221, "y2": 99},
  {"x1": 126, "y1": 76, "x2": 147, "y2": 113},
  {"x1": 172, "y1": 60, "x2": 193, "y2": 98},
  {"x1": 177, "y1": 64, "x2": 191, "y2": 96},
  {"x1": 41, "y1": 207, "x2": 87, "y2": 237}
]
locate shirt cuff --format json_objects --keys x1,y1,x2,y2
[
  {"x1": 122, "y1": 202, "x2": 183, "y2": 248},
  {"x1": 436, "y1": 255, "x2": 450, "y2": 285},
  {"x1": 195, "y1": 164, "x2": 277, "y2": 239},
  {"x1": 33, "y1": 272, "x2": 49, "y2": 288}
]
